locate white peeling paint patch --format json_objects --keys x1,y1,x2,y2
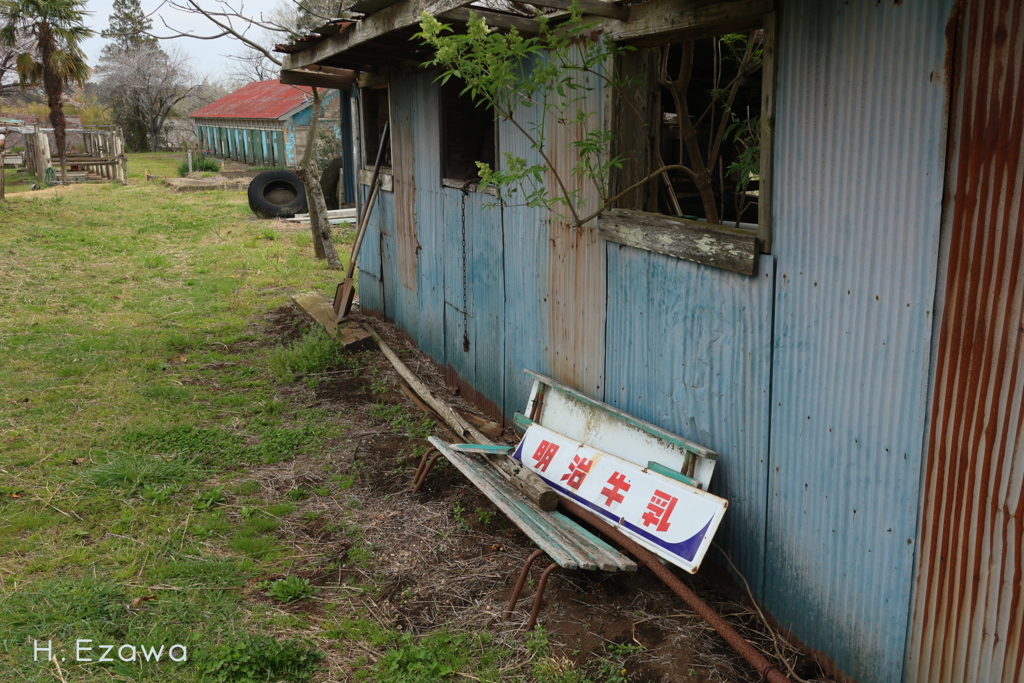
[{"x1": 695, "y1": 236, "x2": 721, "y2": 255}]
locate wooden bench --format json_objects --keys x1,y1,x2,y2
[{"x1": 413, "y1": 370, "x2": 726, "y2": 627}]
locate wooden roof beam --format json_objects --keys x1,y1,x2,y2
[
  {"x1": 282, "y1": 0, "x2": 473, "y2": 70},
  {"x1": 280, "y1": 68, "x2": 357, "y2": 89},
  {"x1": 524, "y1": 0, "x2": 627, "y2": 21},
  {"x1": 603, "y1": 0, "x2": 773, "y2": 43},
  {"x1": 438, "y1": 7, "x2": 540, "y2": 34}
]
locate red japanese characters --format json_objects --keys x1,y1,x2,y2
[
  {"x1": 559, "y1": 454, "x2": 593, "y2": 490},
  {"x1": 600, "y1": 471, "x2": 631, "y2": 506},
  {"x1": 531, "y1": 440, "x2": 560, "y2": 473},
  {"x1": 642, "y1": 489, "x2": 679, "y2": 532}
]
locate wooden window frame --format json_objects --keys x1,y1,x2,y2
[
  {"x1": 439, "y1": 80, "x2": 498, "y2": 192},
  {"x1": 601, "y1": 9, "x2": 777, "y2": 274},
  {"x1": 358, "y1": 73, "x2": 393, "y2": 188}
]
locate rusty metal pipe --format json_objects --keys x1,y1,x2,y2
[
  {"x1": 559, "y1": 498, "x2": 792, "y2": 683},
  {"x1": 503, "y1": 549, "x2": 545, "y2": 622},
  {"x1": 411, "y1": 447, "x2": 437, "y2": 491},
  {"x1": 411, "y1": 450, "x2": 442, "y2": 494},
  {"x1": 526, "y1": 562, "x2": 559, "y2": 631}
]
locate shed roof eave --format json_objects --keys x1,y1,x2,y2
[{"x1": 281, "y1": 0, "x2": 474, "y2": 70}]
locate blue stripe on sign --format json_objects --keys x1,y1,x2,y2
[{"x1": 512, "y1": 438, "x2": 711, "y2": 562}]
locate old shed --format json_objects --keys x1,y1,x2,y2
[
  {"x1": 189, "y1": 79, "x2": 347, "y2": 168},
  {"x1": 279, "y1": 1, "x2": 1024, "y2": 682}
]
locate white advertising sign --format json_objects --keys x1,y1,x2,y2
[{"x1": 513, "y1": 424, "x2": 728, "y2": 573}]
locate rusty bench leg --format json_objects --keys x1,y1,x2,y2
[
  {"x1": 410, "y1": 448, "x2": 440, "y2": 493},
  {"x1": 503, "y1": 549, "x2": 545, "y2": 622},
  {"x1": 526, "y1": 562, "x2": 559, "y2": 631}
]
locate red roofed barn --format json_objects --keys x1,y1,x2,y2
[{"x1": 189, "y1": 79, "x2": 340, "y2": 168}]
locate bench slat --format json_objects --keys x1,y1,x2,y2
[{"x1": 429, "y1": 437, "x2": 636, "y2": 573}]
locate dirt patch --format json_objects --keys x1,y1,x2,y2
[
  {"x1": 163, "y1": 176, "x2": 250, "y2": 192},
  {"x1": 238, "y1": 303, "x2": 824, "y2": 682}
]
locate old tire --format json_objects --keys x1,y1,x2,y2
[
  {"x1": 319, "y1": 157, "x2": 345, "y2": 211},
  {"x1": 248, "y1": 170, "x2": 308, "y2": 218}
]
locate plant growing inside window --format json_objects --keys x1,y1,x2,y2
[
  {"x1": 418, "y1": 4, "x2": 668, "y2": 228},
  {"x1": 417, "y1": 4, "x2": 764, "y2": 230}
]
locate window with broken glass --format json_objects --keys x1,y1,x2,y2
[
  {"x1": 361, "y1": 85, "x2": 391, "y2": 170},
  {"x1": 605, "y1": 16, "x2": 776, "y2": 269},
  {"x1": 440, "y1": 80, "x2": 496, "y2": 187}
]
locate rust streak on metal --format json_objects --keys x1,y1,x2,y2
[
  {"x1": 910, "y1": 1, "x2": 1024, "y2": 681},
  {"x1": 391, "y1": 99, "x2": 419, "y2": 293}
]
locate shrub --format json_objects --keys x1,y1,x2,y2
[
  {"x1": 266, "y1": 576, "x2": 315, "y2": 603},
  {"x1": 268, "y1": 328, "x2": 351, "y2": 383},
  {"x1": 177, "y1": 156, "x2": 221, "y2": 176},
  {"x1": 200, "y1": 634, "x2": 324, "y2": 683}
]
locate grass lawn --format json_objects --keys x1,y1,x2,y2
[
  {"x1": 0, "y1": 153, "x2": 371, "y2": 682},
  {"x1": 0, "y1": 153, "x2": 784, "y2": 683}
]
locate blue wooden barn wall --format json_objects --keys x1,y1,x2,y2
[{"x1": 766, "y1": 2, "x2": 952, "y2": 681}]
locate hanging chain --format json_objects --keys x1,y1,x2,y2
[{"x1": 461, "y1": 186, "x2": 470, "y2": 352}]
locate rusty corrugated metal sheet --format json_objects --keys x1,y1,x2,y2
[
  {"x1": 411, "y1": 77, "x2": 447, "y2": 365},
  {"x1": 766, "y1": 2, "x2": 954, "y2": 682},
  {"x1": 189, "y1": 80, "x2": 313, "y2": 120},
  {"x1": 375, "y1": 74, "x2": 420, "y2": 339},
  {"x1": 545, "y1": 54, "x2": 606, "y2": 400},
  {"x1": 908, "y1": 1, "x2": 1024, "y2": 681}
]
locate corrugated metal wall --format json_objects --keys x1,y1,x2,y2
[
  {"x1": 604, "y1": 248, "x2": 776, "y2": 598},
  {"x1": 768, "y1": 2, "x2": 953, "y2": 681},
  {"x1": 352, "y1": 6, "x2": 966, "y2": 681},
  {"x1": 908, "y1": 1, "x2": 1024, "y2": 681},
  {"x1": 360, "y1": 67, "x2": 605, "y2": 418}
]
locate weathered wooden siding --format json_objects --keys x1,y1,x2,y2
[
  {"x1": 767, "y1": 2, "x2": 953, "y2": 681},
  {"x1": 908, "y1": 1, "x2": 1024, "y2": 681}
]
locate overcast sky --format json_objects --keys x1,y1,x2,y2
[{"x1": 81, "y1": 0, "x2": 282, "y2": 81}]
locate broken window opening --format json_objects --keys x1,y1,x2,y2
[
  {"x1": 658, "y1": 31, "x2": 765, "y2": 228},
  {"x1": 361, "y1": 86, "x2": 391, "y2": 169},
  {"x1": 440, "y1": 81, "x2": 496, "y2": 184}
]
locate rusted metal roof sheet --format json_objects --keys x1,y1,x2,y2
[
  {"x1": 764, "y1": 1, "x2": 954, "y2": 682},
  {"x1": 908, "y1": 1, "x2": 1024, "y2": 681},
  {"x1": 188, "y1": 80, "x2": 313, "y2": 121}
]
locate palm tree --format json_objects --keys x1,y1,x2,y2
[{"x1": 0, "y1": 0, "x2": 92, "y2": 185}]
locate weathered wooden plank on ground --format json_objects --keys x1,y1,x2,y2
[{"x1": 428, "y1": 437, "x2": 636, "y2": 572}]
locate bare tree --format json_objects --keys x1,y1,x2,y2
[
  {"x1": 295, "y1": 87, "x2": 342, "y2": 269},
  {"x1": 0, "y1": 30, "x2": 35, "y2": 101},
  {"x1": 94, "y1": 45, "x2": 200, "y2": 151},
  {"x1": 226, "y1": 45, "x2": 277, "y2": 86}
]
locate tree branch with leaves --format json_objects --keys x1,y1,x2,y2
[{"x1": 417, "y1": 4, "x2": 690, "y2": 229}]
